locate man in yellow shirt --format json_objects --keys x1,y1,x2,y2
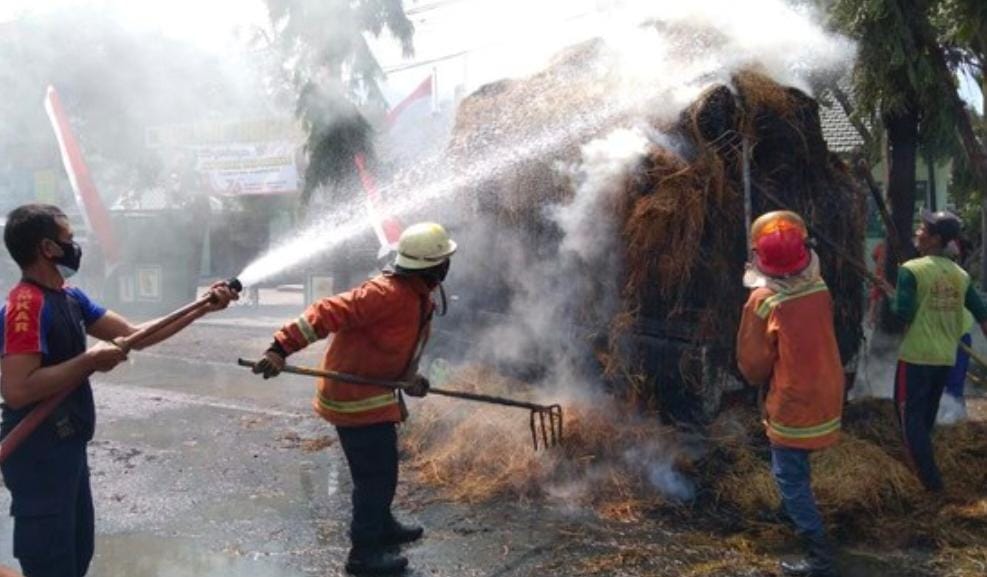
[{"x1": 891, "y1": 210, "x2": 987, "y2": 492}]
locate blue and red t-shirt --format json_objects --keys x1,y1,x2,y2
[
  {"x1": 0, "y1": 280, "x2": 106, "y2": 515},
  {"x1": 1, "y1": 281, "x2": 105, "y2": 361}
]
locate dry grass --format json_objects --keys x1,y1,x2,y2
[
  {"x1": 622, "y1": 147, "x2": 716, "y2": 300},
  {"x1": 734, "y1": 69, "x2": 800, "y2": 121},
  {"x1": 404, "y1": 366, "x2": 682, "y2": 522},
  {"x1": 405, "y1": 366, "x2": 987, "y2": 553}
]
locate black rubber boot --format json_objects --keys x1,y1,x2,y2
[
  {"x1": 805, "y1": 532, "x2": 840, "y2": 577},
  {"x1": 780, "y1": 533, "x2": 840, "y2": 577},
  {"x1": 344, "y1": 547, "x2": 408, "y2": 575},
  {"x1": 381, "y1": 518, "x2": 424, "y2": 546}
]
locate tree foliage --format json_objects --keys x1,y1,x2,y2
[
  {"x1": 831, "y1": 0, "x2": 960, "y2": 160},
  {"x1": 831, "y1": 0, "x2": 987, "y2": 292},
  {"x1": 262, "y1": 0, "x2": 415, "y2": 205},
  {"x1": 935, "y1": 0, "x2": 987, "y2": 70}
]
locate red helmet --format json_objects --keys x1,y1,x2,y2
[{"x1": 751, "y1": 211, "x2": 810, "y2": 277}]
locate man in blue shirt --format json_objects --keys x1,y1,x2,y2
[{"x1": 0, "y1": 204, "x2": 236, "y2": 577}]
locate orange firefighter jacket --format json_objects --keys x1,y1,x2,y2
[
  {"x1": 735, "y1": 282, "x2": 845, "y2": 450},
  {"x1": 273, "y1": 274, "x2": 434, "y2": 427}
]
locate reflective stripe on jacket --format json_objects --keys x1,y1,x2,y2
[
  {"x1": 273, "y1": 274, "x2": 434, "y2": 427},
  {"x1": 736, "y1": 282, "x2": 845, "y2": 450}
]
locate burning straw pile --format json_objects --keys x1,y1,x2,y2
[
  {"x1": 404, "y1": 366, "x2": 694, "y2": 521},
  {"x1": 405, "y1": 365, "x2": 987, "y2": 551}
]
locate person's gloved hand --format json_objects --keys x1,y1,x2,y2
[
  {"x1": 253, "y1": 350, "x2": 285, "y2": 379},
  {"x1": 405, "y1": 374, "x2": 430, "y2": 398}
]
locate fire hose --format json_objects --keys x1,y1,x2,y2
[
  {"x1": 236, "y1": 359, "x2": 564, "y2": 451},
  {"x1": 0, "y1": 278, "x2": 243, "y2": 464}
]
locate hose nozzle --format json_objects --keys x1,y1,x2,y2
[{"x1": 226, "y1": 277, "x2": 243, "y2": 294}]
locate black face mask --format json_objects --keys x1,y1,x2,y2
[
  {"x1": 396, "y1": 260, "x2": 451, "y2": 285},
  {"x1": 431, "y1": 260, "x2": 451, "y2": 283},
  {"x1": 48, "y1": 239, "x2": 82, "y2": 278},
  {"x1": 417, "y1": 260, "x2": 450, "y2": 286}
]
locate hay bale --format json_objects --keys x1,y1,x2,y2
[
  {"x1": 712, "y1": 450, "x2": 778, "y2": 513},
  {"x1": 812, "y1": 437, "x2": 921, "y2": 514},
  {"x1": 450, "y1": 45, "x2": 865, "y2": 422}
]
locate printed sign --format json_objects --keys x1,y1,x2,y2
[
  {"x1": 136, "y1": 266, "x2": 162, "y2": 302},
  {"x1": 194, "y1": 142, "x2": 300, "y2": 196}
]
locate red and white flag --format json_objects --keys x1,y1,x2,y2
[
  {"x1": 354, "y1": 74, "x2": 434, "y2": 256},
  {"x1": 386, "y1": 74, "x2": 433, "y2": 129},
  {"x1": 44, "y1": 86, "x2": 120, "y2": 268},
  {"x1": 354, "y1": 153, "x2": 402, "y2": 256}
]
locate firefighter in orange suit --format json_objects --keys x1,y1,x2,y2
[
  {"x1": 736, "y1": 211, "x2": 844, "y2": 577},
  {"x1": 251, "y1": 222, "x2": 456, "y2": 576}
]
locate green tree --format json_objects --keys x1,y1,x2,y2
[
  {"x1": 832, "y1": 0, "x2": 956, "y2": 329},
  {"x1": 261, "y1": 0, "x2": 415, "y2": 206},
  {"x1": 832, "y1": 0, "x2": 987, "y2": 322},
  {"x1": 935, "y1": 0, "x2": 987, "y2": 287}
]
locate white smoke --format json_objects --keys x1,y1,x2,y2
[
  {"x1": 623, "y1": 445, "x2": 696, "y2": 503},
  {"x1": 553, "y1": 128, "x2": 650, "y2": 265},
  {"x1": 465, "y1": 126, "x2": 649, "y2": 383},
  {"x1": 611, "y1": 0, "x2": 854, "y2": 94}
]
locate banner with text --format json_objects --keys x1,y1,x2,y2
[{"x1": 194, "y1": 142, "x2": 300, "y2": 196}]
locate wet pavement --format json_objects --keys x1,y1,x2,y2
[{"x1": 0, "y1": 309, "x2": 966, "y2": 576}]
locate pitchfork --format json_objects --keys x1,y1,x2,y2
[{"x1": 237, "y1": 359, "x2": 564, "y2": 450}]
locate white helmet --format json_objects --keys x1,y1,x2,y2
[{"x1": 395, "y1": 222, "x2": 457, "y2": 270}]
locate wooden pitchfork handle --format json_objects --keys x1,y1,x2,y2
[
  {"x1": 0, "y1": 288, "x2": 227, "y2": 464},
  {"x1": 237, "y1": 359, "x2": 565, "y2": 450},
  {"x1": 236, "y1": 359, "x2": 556, "y2": 411},
  {"x1": 960, "y1": 341, "x2": 987, "y2": 372}
]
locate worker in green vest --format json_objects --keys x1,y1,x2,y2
[{"x1": 891, "y1": 210, "x2": 987, "y2": 492}]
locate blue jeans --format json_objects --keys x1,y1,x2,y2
[
  {"x1": 771, "y1": 446, "x2": 824, "y2": 537},
  {"x1": 945, "y1": 333, "x2": 971, "y2": 400}
]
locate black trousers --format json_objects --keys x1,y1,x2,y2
[
  {"x1": 894, "y1": 361, "x2": 950, "y2": 491},
  {"x1": 14, "y1": 463, "x2": 94, "y2": 577},
  {"x1": 336, "y1": 422, "x2": 399, "y2": 548}
]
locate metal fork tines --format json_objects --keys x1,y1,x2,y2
[{"x1": 529, "y1": 404, "x2": 564, "y2": 451}]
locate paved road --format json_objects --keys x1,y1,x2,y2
[{"x1": 0, "y1": 317, "x2": 577, "y2": 577}]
